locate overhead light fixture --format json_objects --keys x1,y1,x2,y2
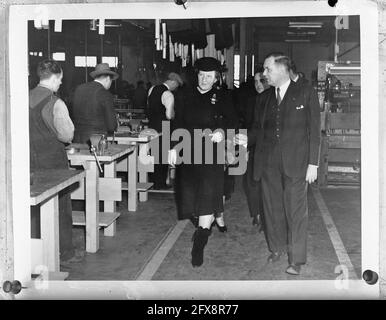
[
  {"x1": 287, "y1": 31, "x2": 316, "y2": 35},
  {"x1": 285, "y1": 39, "x2": 311, "y2": 42},
  {"x1": 288, "y1": 22, "x2": 323, "y2": 28},
  {"x1": 328, "y1": 63, "x2": 360, "y2": 75}
]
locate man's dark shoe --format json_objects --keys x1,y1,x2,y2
[
  {"x1": 286, "y1": 264, "x2": 301, "y2": 275},
  {"x1": 267, "y1": 252, "x2": 282, "y2": 263}
]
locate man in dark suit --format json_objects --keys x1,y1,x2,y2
[
  {"x1": 235, "y1": 53, "x2": 320, "y2": 275},
  {"x1": 72, "y1": 63, "x2": 118, "y2": 143},
  {"x1": 242, "y1": 69, "x2": 270, "y2": 230}
]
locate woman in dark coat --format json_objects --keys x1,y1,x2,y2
[{"x1": 169, "y1": 57, "x2": 238, "y2": 267}]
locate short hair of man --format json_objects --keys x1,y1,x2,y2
[
  {"x1": 37, "y1": 60, "x2": 62, "y2": 80},
  {"x1": 265, "y1": 52, "x2": 292, "y2": 73},
  {"x1": 290, "y1": 60, "x2": 297, "y2": 73},
  {"x1": 255, "y1": 65, "x2": 265, "y2": 75}
]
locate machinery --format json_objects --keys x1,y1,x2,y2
[{"x1": 317, "y1": 61, "x2": 361, "y2": 186}]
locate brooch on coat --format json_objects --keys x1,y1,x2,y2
[
  {"x1": 211, "y1": 93, "x2": 217, "y2": 104},
  {"x1": 296, "y1": 104, "x2": 305, "y2": 110}
]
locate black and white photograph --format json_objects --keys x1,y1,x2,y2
[{"x1": 0, "y1": 0, "x2": 383, "y2": 301}]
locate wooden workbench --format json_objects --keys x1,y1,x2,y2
[
  {"x1": 30, "y1": 169, "x2": 85, "y2": 280},
  {"x1": 67, "y1": 143, "x2": 135, "y2": 253}
]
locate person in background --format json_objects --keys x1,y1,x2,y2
[
  {"x1": 290, "y1": 61, "x2": 309, "y2": 86},
  {"x1": 169, "y1": 57, "x2": 238, "y2": 267},
  {"x1": 242, "y1": 68, "x2": 270, "y2": 230},
  {"x1": 71, "y1": 63, "x2": 119, "y2": 144},
  {"x1": 29, "y1": 59, "x2": 81, "y2": 266},
  {"x1": 233, "y1": 75, "x2": 256, "y2": 128},
  {"x1": 235, "y1": 53, "x2": 320, "y2": 275},
  {"x1": 117, "y1": 80, "x2": 130, "y2": 99},
  {"x1": 132, "y1": 80, "x2": 148, "y2": 110},
  {"x1": 147, "y1": 72, "x2": 183, "y2": 189}
]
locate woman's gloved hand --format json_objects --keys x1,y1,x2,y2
[
  {"x1": 168, "y1": 149, "x2": 177, "y2": 167},
  {"x1": 209, "y1": 131, "x2": 224, "y2": 143}
]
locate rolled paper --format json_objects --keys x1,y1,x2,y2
[
  {"x1": 169, "y1": 36, "x2": 175, "y2": 62},
  {"x1": 99, "y1": 18, "x2": 105, "y2": 35},
  {"x1": 245, "y1": 55, "x2": 248, "y2": 82},
  {"x1": 191, "y1": 43, "x2": 195, "y2": 65},
  {"x1": 162, "y1": 23, "x2": 167, "y2": 48},
  {"x1": 34, "y1": 18, "x2": 42, "y2": 29},
  {"x1": 54, "y1": 19, "x2": 62, "y2": 32},
  {"x1": 221, "y1": 53, "x2": 225, "y2": 65},
  {"x1": 174, "y1": 42, "x2": 178, "y2": 56},
  {"x1": 155, "y1": 19, "x2": 160, "y2": 39},
  {"x1": 183, "y1": 45, "x2": 189, "y2": 59}
]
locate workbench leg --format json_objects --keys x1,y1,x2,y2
[
  {"x1": 40, "y1": 195, "x2": 59, "y2": 272},
  {"x1": 104, "y1": 222, "x2": 116, "y2": 237},
  {"x1": 103, "y1": 162, "x2": 116, "y2": 236},
  {"x1": 139, "y1": 143, "x2": 150, "y2": 202},
  {"x1": 128, "y1": 145, "x2": 138, "y2": 211},
  {"x1": 85, "y1": 162, "x2": 99, "y2": 252}
]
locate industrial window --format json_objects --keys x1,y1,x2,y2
[
  {"x1": 102, "y1": 56, "x2": 118, "y2": 68},
  {"x1": 29, "y1": 51, "x2": 42, "y2": 57},
  {"x1": 75, "y1": 56, "x2": 97, "y2": 67},
  {"x1": 52, "y1": 52, "x2": 65, "y2": 61}
]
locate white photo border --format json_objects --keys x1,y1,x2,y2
[{"x1": 8, "y1": 0, "x2": 379, "y2": 299}]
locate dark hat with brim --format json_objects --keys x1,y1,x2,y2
[
  {"x1": 90, "y1": 63, "x2": 119, "y2": 80},
  {"x1": 194, "y1": 57, "x2": 221, "y2": 72}
]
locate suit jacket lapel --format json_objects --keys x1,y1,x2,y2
[
  {"x1": 282, "y1": 81, "x2": 300, "y2": 117},
  {"x1": 261, "y1": 87, "x2": 275, "y2": 128}
]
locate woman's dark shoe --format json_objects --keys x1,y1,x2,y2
[
  {"x1": 212, "y1": 214, "x2": 227, "y2": 233},
  {"x1": 191, "y1": 227, "x2": 211, "y2": 267},
  {"x1": 211, "y1": 221, "x2": 227, "y2": 233}
]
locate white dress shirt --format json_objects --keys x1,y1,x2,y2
[
  {"x1": 148, "y1": 83, "x2": 175, "y2": 120},
  {"x1": 275, "y1": 78, "x2": 291, "y2": 102},
  {"x1": 39, "y1": 84, "x2": 74, "y2": 143}
]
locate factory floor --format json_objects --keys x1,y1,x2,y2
[{"x1": 63, "y1": 177, "x2": 361, "y2": 282}]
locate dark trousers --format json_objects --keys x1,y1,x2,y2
[
  {"x1": 243, "y1": 148, "x2": 264, "y2": 218},
  {"x1": 151, "y1": 163, "x2": 169, "y2": 188},
  {"x1": 31, "y1": 188, "x2": 74, "y2": 258},
  {"x1": 224, "y1": 167, "x2": 235, "y2": 200},
  {"x1": 261, "y1": 144, "x2": 308, "y2": 265},
  {"x1": 149, "y1": 136, "x2": 169, "y2": 188}
]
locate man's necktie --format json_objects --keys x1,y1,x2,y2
[{"x1": 276, "y1": 87, "x2": 281, "y2": 105}]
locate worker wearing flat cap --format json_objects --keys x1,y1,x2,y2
[
  {"x1": 147, "y1": 72, "x2": 183, "y2": 190},
  {"x1": 169, "y1": 57, "x2": 238, "y2": 267},
  {"x1": 72, "y1": 63, "x2": 119, "y2": 144}
]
